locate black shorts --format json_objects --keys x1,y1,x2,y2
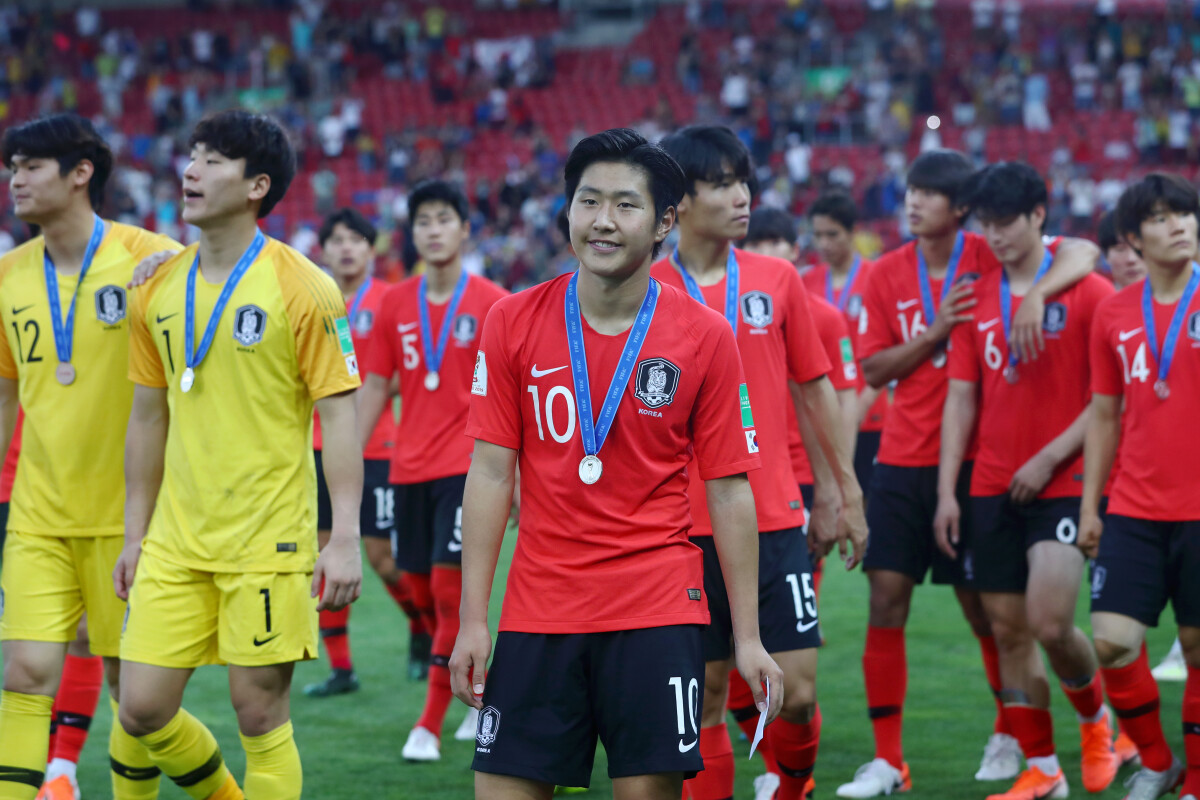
[
  {"x1": 799, "y1": 484, "x2": 814, "y2": 535},
  {"x1": 392, "y1": 474, "x2": 467, "y2": 571},
  {"x1": 855, "y1": 430, "x2": 881, "y2": 503},
  {"x1": 698, "y1": 527, "x2": 820, "y2": 663},
  {"x1": 863, "y1": 463, "x2": 973, "y2": 586},
  {"x1": 472, "y1": 625, "x2": 705, "y2": 787},
  {"x1": 1090, "y1": 516, "x2": 1200, "y2": 628},
  {"x1": 314, "y1": 453, "x2": 393, "y2": 539},
  {"x1": 970, "y1": 495, "x2": 1080, "y2": 593}
]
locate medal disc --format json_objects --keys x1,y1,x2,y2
[
  {"x1": 931, "y1": 350, "x2": 947, "y2": 369},
  {"x1": 181, "y1": 367, "x2": 195, "y2": 393},
  {"x1": 424, "y1": 371, "x2": 440, "y2": 391},
  {"x1": 1154, "y1": 379, "x2": 1170, "y2": 400},
  {"x1": 578, "y1": 455, "x2": 603, "y2": 485},
  {"x1": 1003, "y1": 365, "x2": 1019, "y2": 384},
  {"x1": 55, "y1": 362, "x2": 75, "y2": 386}
]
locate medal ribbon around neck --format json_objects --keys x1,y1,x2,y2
[
  {"x1": 418, "y1": 270, "x2": 468, "y2": 380},
  {"x1": 672, "y1": 244, "x2": 739, "y2": 334},
  {"x1": 348, "y1": 276, "x2": 373, "y2": 322},
  {"x1": 1000, "y1": 248, "x2": 1053, "y2": 373},
  {"x1": 1142, "y1": 261, "x2": 1200, "y2": 399},
  {"x1": 564, "y1": 272, "x2": 659, "y2": 481},
  {"x1": 44, "y1": 213, "x2": 105, "y2": 368},
  {"x1": 916, "y1": 230, "x2": 966, "y2": 325},
  {"x1": 825, "y1": 254, "x2": 862, "y2": 312}
]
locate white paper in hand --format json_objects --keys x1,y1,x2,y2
[{"x1": 748, "y1": 678, "x2": 770, "y2": 759}]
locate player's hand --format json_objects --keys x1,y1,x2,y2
[
  {"x1": 839, "y1": 490, "x2": 868, "y2": 570},
  {"x1": 112, "y1": 540, "x2": 142, "y2": 600},
  {"x1": 1009, "y1": 452, "x2": 1055, "y2": 505},
  {"x1": 733, "y1": 639, "x2": 785, "y2": 725},
  {"x1": 126, "y1": 250, "x2": 176, "y2": 289},
  {"x1": 808, "y1": 482, "x2": 842, "y2": 559},
  {"x1": 449, "y1": 620, "x2": 492, "y2": 710},
  {"x1": 1078, "y1": 510, "x2": 1103, "y2": 559},
  {"x1": 926, "y1": 282, "x2": 977, "y2": 342},
  {"x1": 933, "y1": 494, "x2": 961, "y2": 559},
  {"x1": 1011, "y1": 290, "x2": 1045, "y2": 363},
  {"x1": 312, "y1": 535, "x2": 362, "y2": 611}
]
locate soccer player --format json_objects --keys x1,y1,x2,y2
[
  {"x1": 840, "y1": 150, "x2": 1098, "y2": 798},
  {"x1": 1082, "y1": 173, "x2": 1200, "y2": 800},
  {"x1": 0, "y1": 114, "x2": 181, "y2": 800},
  {"x1": 653, "y1": 126, "x2": 866, "y2": 800},
  {"x1": 1098, "y1": 211, "x2": 1149, "y2": 292},
  {"x1": 801, "y1": 191, "x2": 886, "y2": 497},
  {"x1": 449, "y1": 127, "x2": 784, "y2": 800},
  {"x1": 303, "y1": 207, "x2": 431, "y2": 697},
  {"x1": 935, "y1": 163, "x2": 1116, "y2": 800},
  {"x1": 358, "y1": 179, "x2": 509, "y2": 761},
  {"x1": 117, "y1": 110, "x2": 363, "y2": 800}
]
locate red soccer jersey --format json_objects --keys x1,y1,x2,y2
[
  {"x1": 365, "y1": 272, "x2": 509, "y2": 484},
  {"x1": 803, "y1": 261, "x2": 888, "y2": 432},
  {"x1": 652, "y1": 248, "x2": 830, "y2": 535},
  {"x1": 949, "y1": 270, "x2": 1113, "y2": 498},
  {"x1": 466, "y1": 275, "x2": 761, "y2": 634},
  {"x1": 1091, "y1": 279, "x2": 1200, "y2": 519},
  {"x1": 1, "y1": 411, "x2": 21, "y2": 503},
  {"x1": 313, "y1": 278, "x2": 397, "y2": 460},
  {"x1": 789, "y1": 296, "x2": 857, "y2": 485}
]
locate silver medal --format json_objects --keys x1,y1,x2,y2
[
  {"x1": 1154, "y1": 379, "x2": 1170, "y2": 400},
  {"x1": 181, "y1": 367, "x2": 195, "y2": 393},
  {"x1": 578, "y1": 455, "x2": 603, "y2": 485},
  {"x1": 931, "y1": 350, "x2": 947, "y2": 369},
  {"x1": 424, "y1": 371, "x2": 440, "y2": 391},
  {"x1": 55, "y1": 362, "x2": 75, "y2": 386},
  {"x1": 1003, "y1": 365, "x2": 1019, "y2": 384}
]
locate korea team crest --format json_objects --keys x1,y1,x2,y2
[
  {"x1": 233, "y1": 305, "x2": 267, "y2": 346},
  {"x1": 846, "y1": 294, "x2": 864, "y2": 320},
  {"x1": 740, "y1": 291, "x2": 774, "y2": 328},
  {"x1": 94, "y1": 285, "x2": 126, "y2": 325},
  {"x1": 476, "y1": 706, "x2": 501, "y2": 746},
  {"x1": 1043, "y1": 302, "x2": 1068, "y2": 334},
  {"x1": 452, "y1": 313, "x2": 478, "y2": 345},
  {"x1": 1188, "y1": 311, "x2": 1200, "y2": 342},
  {"x1": 633, "y1": 357, "x2": 680, "y2": 409},
  {"x1": 352, "y1": 308, "x2": 375, "y2": 336}
]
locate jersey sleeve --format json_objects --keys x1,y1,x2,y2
[
  {"x1": 783, "y1": 268, "x2": 832, "y2": 384},
  {"x1": 947, "y1": 319, "x2": 980, "y2": 383},
  {"x1": 464, "y1": 300, "x2": 521, "y2": 450},
  {"x1": 821, "y1": 309, "x2": 857, "y2": 391},
  {"x1": 691, "y1": 321, "x2": 763, "y2": 480},
  {"x1": 363, "y1": 290, "x2": 397, "y2": 379},
  {"x1": 280, "y1": 260, "x2": 363, "y2": 400},
  {"x1": 0, "y1": 266, "x2": 18, "y2": 381},
  {"x1": 127, "y1": 268, "x2": 169, "y2": 388},
  {"x1": 1090, "y1": 302, "x2": 1123, "y2": 397},
  {"x1": 857, "y1": 266, "x2": 896, "y2": 360}
]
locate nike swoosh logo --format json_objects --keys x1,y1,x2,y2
[
  {"x1": 678, "y1": 739, "x2": 698, "y2": 753},
  {"x1": 1118, "y1": 327, "x2": 1143, "y2": 342},
  {"x1": 11, "y1": 305, "x2": 33, "y2": 315},
  {"x1": 897, "y1": 299, "x2": 919, "y2": 310},
  {"x1": 253, "y1": 633, "x2": 281, "y2": 647},
  {"x1": 531, "y1": 364, "x2": 568, "y2": 378},
  {"x1": 397, "y1": 322, "x2": 419, "y2": 332},
  {"x1": 977, "y1": 318, "x2": 1001, "y2": 331},
  {"x1": 156, "y1": 313, "x2": 178, "y2": 324},
  {"x1": 796, "y1": 620, "x2": 819, "y2": 633}
]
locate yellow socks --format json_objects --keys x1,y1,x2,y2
[
  {"x1": 240, "y1": 721, "x2": 302, "y2": 800},
  {"x1": 136, "y1": 708, "x2": 237, "y2": 800},
  {"x1": 109, "y1": 698, "x2": 162, "y2": 800},
  {"x1": 0, "y1": 690, "x2": 52, "y2": 800}
]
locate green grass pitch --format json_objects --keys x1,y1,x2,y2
[{"x1": 69, "y1": 524, "x2": 1183, "y2": 798}]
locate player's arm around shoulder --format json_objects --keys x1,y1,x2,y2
[
  {"x1": 123, "y1": 227, "x2": 185, "y2": 289},
  {"x1": 1012, "y1": 236, "x2": 1100, "y2": 362}
]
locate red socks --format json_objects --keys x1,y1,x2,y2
[
  {"x1": 1182, "y1": 666, "x2": 1200, "y2": 797},
  {"x1": 771, "y1": 706, "x2": 821, "y2": 800},
  {"x1": 727, "y1": 670, "x2": 778, "y2": 773},
  {"x1": 385, "y1": 575, "x2": 429, "y2": 636},
  {"x1": 812, "y1": 559, "x2": 824, "y2": 600},
  {"x1": 406, "y1": 571, "x2": 437, "y2": 637},
  {"x1": 415, "y1": 566, "x2": 462, "y2": 737},
  {"x1": 318, "y1": 606, "x2": 353, "y2": 672},
  {"x1": 1061, "y1": 674, "x2": 1105, "y2": 721},
  {"x1": 683, "y1": 724, "x2": 734, "y2": 800},
  {"x1": 1006, "y1": 705, "x2": 1056, "y2": 759},
  {"x1": 863, "y1": 626, "x2": 906, "y2": 768},
  {"x1": 50, "y1": 654, "x2": 103, "y2": 763},
  {"x1": 1101, "y1": 650, "x2": 1172, "y2": 771},
  {"x1": 976, "y1": 634, "x2": 1013, "y2": 736}
]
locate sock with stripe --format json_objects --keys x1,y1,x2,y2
[
  {"x1": 682, "y1": 723, "x2": 733, "y2": 800},
  {"x1": 415, "y1": 566, "x2": 461, "y2": 737},
  {"x1": 241, "y1": 721, "x2": 302, "y2": 800},
  {"x1": 136, "y1": 708, "x2": 239, "y2": 800},
  {"x1": 317, "y1": 606, "x2": 353, "y2": 672},
  {"x1": 0, "y1": 690, "x2": 52, "y2": 799},
  {"x1": 1061, "y1": 673, "x2": 1105, "y2": 722},
  {"x1": 51, "y1": 654, "x2": 103, "y2": 767},
  {"x1": 771, "y1": 706, "x2": 821, "y2": 800},
  {"x1": 1006, "y1": 704, "x2": 1057, "y2": 773},
  {"x1": 1101, "y1": 653, "x2": 1173, "y2": 771},
  {"x1": 108, "y1": 699, "x2": 161, "y2": 800},
  {"x1": 727, "y1": 670, "x2": 778, "y2": 773},
  {"x1": 863, "y1": 625, "x2": 906, "y2": 768},
  {"x1": 406, "y1": 572, "x2": 437, "y2": 636},
  {"x1": 384, "y1": 576, "x2": 427, "y2": 636},
  {"x1": 1182, "y1": 666, "x2": 1200, "y2": 797},
  {"x1": 976, "y1": 634, "x2": 1014, "y2": 736}
]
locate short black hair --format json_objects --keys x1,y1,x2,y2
[
  {"x1": 409, "y1": 179, "x2": 470, "y2": 223},
  {"x1": 1114, "y1": 172, "x2": 1200, "y2": 243},
  {"x1": 743, "y1": 207, "x2": 797, "y2": 247},
  {"x1": 563, "y1": 127, "x2": 686, "y2": 260},
  {"x1": 1097, "y1": 211, "x2": 1120, "y2": 252},
  {"x1": 319, "y1": 207, "x2": 377, "y2": 248},
  {"x1": 1, "y1": 114, "x2": 114, "y2": 211},
  {"x1": 906, "y1": 148, "x2": 976, "y2": 211},
  {"x1": 188, "y1": 110, "x2": 295, "y2": 218},
  {"x1": 659, "y1": 125, "x2": 753, "y2": 197},
  {"x1": 963, "y1": 162, "x2": 1048, "y2": 230},
  {"x1": 808, "y1": 191, "x2": 858, "y2": 231}
]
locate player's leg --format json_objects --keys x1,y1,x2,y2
[
  {"x1": 612, "y1": 774, "x2": 686, "y2": 800},
  {"x1": 1171, "y1": 520, "x2": 1200, "y2": 800},
  {"x1": 769, "y1": 649, "x2": 820, "y2": 800},
  {"x1": 1177, "y1": 626, "x2": 1200, "y2": 800},
  {"x1": 229, "y1": 664, "x2": 300, "y2": 800},
  {"x1": 393, "y1": 481, "x2": 436, "y2": 682},
  {"x1": 36, "y1": 620, "x2": 102, "y2": 800},
  {"x1": 474, "y1": 774, "x2": 555, "y2": 800},
  {"x1": 360, "y1": 462, "x2": 424, "y2": 632}
]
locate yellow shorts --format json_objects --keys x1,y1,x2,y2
[
  {"x1": 120, "y1": 548, "x2": 318, "y2": 668},
  {"x1": 0, "y1": 531, "x2": 126, "y2": 657}
]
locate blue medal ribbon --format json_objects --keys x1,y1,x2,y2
[
  {"x1": 184, "y1": 229, "x2": 266, "y2": 377},
  {"x1": 672, "y1": 245, "x2": 739, "y2": 334},
  {"x1": 916, "y1": 230, "x2": 966, "y2": 326},
  {"x1": 418, "y1": 270, "x2": 469, "y2": 376},
  {"x1": 1142, "y1": 261, "x2": 1200, "y2": 389},
  {"x1": 43, "y1": 213, "x2": 105, "y2": 364},
  {"x1": 1000, "y1": 249, "x2": 1054, "y2": 370},
  {"x1": 348, "y1": 276, "x2": 372, "y2": 323},
  {"x1": 825, "y1": 255, "x2": 862, "y2": 313},
  {"x1": 564, "y1": 271, "x2": 659, "y2": 464}
]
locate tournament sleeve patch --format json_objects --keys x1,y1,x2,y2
[
  {"x1": 839, "y1": 337, "x2": 854, "y2": 364},
  {"x1": 738, "y1": 383, "x2": 754, "y2": 428},
  {"x1": 335, "y1": 316, "x2": 359, "y2": 376},
  {"x1": 471, "y1": 350, "x2": 488, "y2": 396}
]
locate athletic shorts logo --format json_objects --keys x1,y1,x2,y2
[
  {"x1": 477, "y1": 706, "x2": 500, "y2": 746},
  {"x1": 94, "y1": 285, "x2": 127, "y2": 325},
  {"x1": 232, "y1": 305, "x2": 267, "y2": 346},
  {"x1": 1043, "y1": 302, "x2": 1068, "y2": 334},
  {"x1": 740, "y1": 291, "x2": 774, "y2": 328},
  {"x1": 353, "y1": 308, "x2": 375, "y2": 336},
  {"x1": 1091, "y1": 565, "x2": 1107, "y2": 599},
  {"x1": 1189, "y1": 311, "x2": 1200, "y2": 342},
  {"x1": 471, "y1": 351, "x2": 488, "y2": 396},
  {"x1": 452, "y1": 314, "x2": 478, "y2": 345},
  {"x1": 633, "y1": 357, "x2": 680, "y2": 409}
]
